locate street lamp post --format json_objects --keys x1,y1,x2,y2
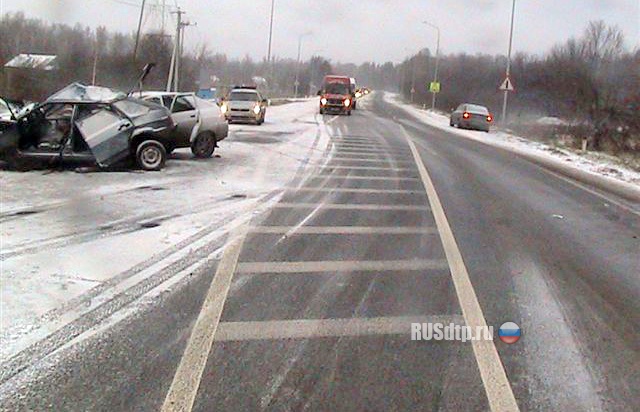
[
  {"x1": 423, "y1": 21, "x2": 440, "y2": 110},
  {"x1": 266, "y1": 0, "x2": 276, "y2": 93},
  {"x1": 294, "y1": 32, "x2": 311, "y2": 98},
  {"x1": 501, "y1": 0, "x2": 517, "y2": 123}
]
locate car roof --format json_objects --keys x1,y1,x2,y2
[{"x1": 46, "y1": 83, "x2": 126, "y2": 104}]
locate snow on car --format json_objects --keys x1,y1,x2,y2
[{"x1": 139, "y1": 92, "x2": 228, "y2": 158}]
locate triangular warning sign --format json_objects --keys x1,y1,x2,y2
[{"x1": 499, "y1": 77, "x2": 514, "y2": 91}]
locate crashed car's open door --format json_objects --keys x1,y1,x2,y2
[{"x1": 75, "y1": 108, "x2": 133, "y2": 167}]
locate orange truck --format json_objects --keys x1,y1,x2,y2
[{"x1": 319, "y1": 75, "x2": 354, "y2": 115}]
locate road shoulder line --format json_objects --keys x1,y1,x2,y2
[
  {"x1": 161, "y1": 227, "x2": 247, "y2": 412},
  {"x1": 402, "y1": 125, "x2": 520, "y2": 412}
]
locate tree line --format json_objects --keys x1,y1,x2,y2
[
  {"x1": 1, "y1": 13, "x2": 637, "y2": 153},
  {"x1": 398, "y1": 21, "x2": 639, "y2": 153},
  {"x1": 0, "y1": 12, "x2": 393, "y2": 100}
]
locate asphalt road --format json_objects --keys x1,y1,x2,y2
[{"x1": 1, "y1": 92, "x2": 638, "y2": 411}]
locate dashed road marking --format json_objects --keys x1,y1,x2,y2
[
  {"x1": 317, "y1": 165, "x2": 417, "y2": 171},
  {"x1": 284, "y1": 187, "x2": 421, "y2": 194},
  {"x1": 214, "y1": 315, "x2": 464, "y2": 341},
  {"x1": 236, "y1": 259, "x2": 449, "y2": 274},
  {"x1": 272, "y1": 202, "x2": 429, "y2": 210},
  {"x1": 402, "y1": 125, "x2": 520, "y2": 412},
  {"x1": 328, "y1": 157, "x2": 415, "y2": 163},
  {"x1": 248, "y1": 226, "x2": 438, "y2": 235},
  {"x1": 310, "y1": 175, "x2": 419, "y2": 181}
]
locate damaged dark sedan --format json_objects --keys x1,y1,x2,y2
[{"x1": 0, "y1": 83, "x2": 175, "y2": 171}]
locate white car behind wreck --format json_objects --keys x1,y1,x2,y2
[{"x1": 139, "y1": 92, "x2": 228, "y2": 158}]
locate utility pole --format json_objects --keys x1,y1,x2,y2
[
  {"x1": 266, "y1": 0, "x2": 275, "y2": 63},
  {"x1": 501, "y1": 0, "x2": 516, "y2": 123},
  {"x1": 166, "y1": 8, "x2": 194, "y2": 92},
  {"x1": 133, "y1": 0, "x2": 147, "y2": 61},
  {"x1": 410, "y1": 54, "x2": 417, "y2": 103},
  {"x1": 423, "y1": 21, "x2": 440, "y2": 110},
  {"x1": 294, "y1": 32, "x2": 311, "y2": 98},
  {"x1": 91, "y1": 37, "x2": 99, "y2": 85},
  {"x1": 266, "y1": 0, "x2": 275, "y2": 93},
  {"x1": 161, "y1": 0, "x2": 166, "y2": 33}
]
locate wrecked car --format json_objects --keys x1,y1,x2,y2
[
  {"x1": 139, "y1": 92, "x2": 228, "y2": 158},
  {"x1": 0, "y1": 97, "x2": 23, "y2": 132},
  {"x1": 0, "y1": 83, "x2": 175, "y2": 171}
]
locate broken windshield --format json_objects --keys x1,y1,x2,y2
[{"x1": 47, "y1": 83, "x2": 126, "y2": 103}]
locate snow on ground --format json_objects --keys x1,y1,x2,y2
[
  {"x1": 0, "y1": 97, "x2": 329, "y2": 359},
  {"x1": 384, "y1": 93, "x2": 640, "y2": 186}
]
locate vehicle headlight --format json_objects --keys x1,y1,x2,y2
[
  {"x1": 355, "y1": 92, "x2": 362, "y2": 98},
  {"x1": 344, "y1": 99, "x2": 351, "y2": 107},
  {"x1": 320, "y1": 97, "x2": 327, "y2": 105},
  {"x1": 253, "y1": 104, "x2": 261, "y2": 115},
  {"x1": 220, "y1": 104, "x2": 228, "y2": 114}
]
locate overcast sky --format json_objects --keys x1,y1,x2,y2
[{"x1": 2, "y1": 0, "x2": 638, "y2": 64}]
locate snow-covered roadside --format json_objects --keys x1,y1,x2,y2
[
  {"x1": 0, "y1": 97, "x2": 328, "y2": 360},
  {"x1": 384, "y1": 93, "x2": 640, "y2": 186}
]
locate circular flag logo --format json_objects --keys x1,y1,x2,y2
[{"x1": 498, "y1": 322, "x2": 521, "y2": 344}]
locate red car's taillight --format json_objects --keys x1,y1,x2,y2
[{"x1": 486, "y1": 114, "x2": 493, "y2": 122}]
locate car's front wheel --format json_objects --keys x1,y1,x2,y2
[
  {"x1": 191, "y1": 133, "x2": 216, "y2": 158},
  {"x1": 136, "y1": 140, "x2": 166, "y2": 171}
]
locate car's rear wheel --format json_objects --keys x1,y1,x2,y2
[
  {"x1": 449, "y1": 119, "x2": 454, "y2": 127},
  {"x1": 136, "y1": 140, "x2": 166, "y2": 171},
  {"x1": 191, "y1": 133, "x2": 216, "y2": 158},
  {"x1": 319, "y1": 108, "x2": 324, "y2": 115}
]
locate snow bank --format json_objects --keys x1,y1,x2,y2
[{"x1": 383, "y1": 93, "x2": 640, "y2": 186}]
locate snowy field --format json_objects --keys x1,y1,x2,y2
[
  {"x1": 384, "y1": 93, "x2": 640, "y2": 186},
  {"x1": 0, "y1": 98, "x2": 330, "y2": 360}
]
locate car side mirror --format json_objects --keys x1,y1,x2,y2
[
  {"x1": 317, "y1": 90, "x2": 322, "y2": 96},
  {"x1": 262, "y1": 98, "x2": 268, "y2": 105}
]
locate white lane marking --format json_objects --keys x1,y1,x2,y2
[
  {"x1": 214, "y1": 315, "x2": 464, "y2": 341},
  {"x1": 538, "y1": 166, "x2": 640, "y2": 217},
  {"x1": 249, "y1": 226, "x2": 438, "y2": 234},
  {"x1": 161, "y1": 227, "x2": 247, "y2": 412},
  {"x1": 309, "y1": 175, "x2": 418, "y2": 181},
  {"x1": 327, "y1": 154, "x2": 414, "y2": 160},
  {"x1": 274, "y1": 200, "x2": 325, "y2": 246},
  {"x1": 284, "y1": 187, "x2": 421, "y2": 194},
  {"x1": 236, "y1": 259, "x2": 449, "y2": 274},
  {"x1": 325, "y1": 115, "x2": 340, "y2": 124},
  {"x1": 328, "y1": 157, "x2": 415, "y2": 163},
  {"x1": 332, "y1": 148, "x2": 412, "y2": 154},
  {"x1": 317, "y1": 165, "x2": 416, "y2": 171},
  {"x1": 272, "y1": 203, "x2": 429, "y2": 211},
  {"x1": 402, "y1": 125, "x2": 520, "y2": 412}
]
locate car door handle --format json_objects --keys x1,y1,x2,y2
[
  {"x1": 189, "y1": 114, "x2": 196, "y2": 118},
  {"x1": 118, "y1": 123, "x2": 131, "y2": 130}
]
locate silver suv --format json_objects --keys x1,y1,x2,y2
[{"x1": 221, "y1": 87, "x2": 267, "y2": 125}]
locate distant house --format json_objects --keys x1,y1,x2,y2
[{"x1": 2, "y1": 54, "x2": 59, "y2": 101}]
